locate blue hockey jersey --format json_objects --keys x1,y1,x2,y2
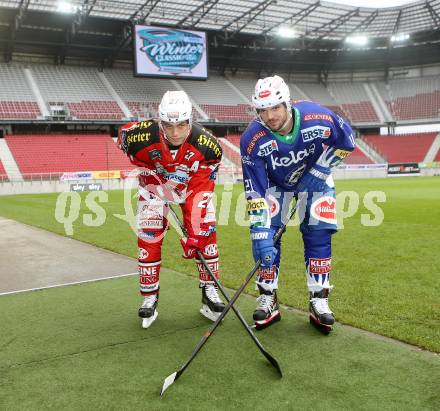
[{"x1": 240, "y1": 100, "x2": 356, "y2": 200}]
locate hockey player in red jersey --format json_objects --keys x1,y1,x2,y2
[{"x1": 118, "y1": 90, "x2": 225, "y2": 328}]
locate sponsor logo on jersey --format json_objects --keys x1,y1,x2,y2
[
  {"x1": 242, "y1": 155, "x2": 255, "y2": 166},
  {"x1": 138, "y1": 231, "x2": 156, "y2": 239},
  {"x1": 268, "y1": 194, "x2": 280, "y2": 217},
  {"x1": 284, "y1": 164, "x2": 306, "y2": 186},
  {"x1": 197, "y1": 258, "x2": 219, "y2": 282},
  {"x1": 300, "y1": 126, "x2": 331, "y2": 142},
  {"x1": 257, "y1": 140, "x2": 278, "y2": 157},
  {"x1": 308, "y1": 258, "x2": 332, "y2": 274},
  {"x1": 329, "y1": 149, "x2": 351, "y2": 167},
  {"x1": 125, "y1": 131, "x2": 151, "y2": 146},
  {"x1": 270, "y1": 144, "x2": 315, "y2": 170},
  {"x1": 139, "y1": 262, "x2": 160, "y2": 284},
  {"x1": 246, "y1": 131, "x2": 266, "y2": 154},
  {"x1": 247, "y1": 198, "x2": 268, "y2": 212},
  {"x1": 303, "y1": 113, "x2": 334, "y2": 123},
  {"x1": 203, "y1": 243, "x2": 218, "y2": 257},
  {"x1": 259, "y1": 90, "x2": 271, "y2": 98},
  {"x1": 310, "y1": 196, "x2": 336, "y2": 225},
  {"x1": 258, "y1": 266, "x2": 276, "y2": 280},
  {"x1": 197, "y1": 134, "x2": 222, "y2": 158}
]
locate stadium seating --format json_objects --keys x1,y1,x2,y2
[
  {"x1": 31, "y1": 65, "x2": 123, "y2": 120},
  {"x1": 434, "y1": 147, "x2": 440, "y2": 162},
  {"x1": 0, "y1": 159, "x2": 7, "y2": 181},
  {"x1": 66, "y1": 101, "x2": 123, "y2": 120},
  {"x1": 219, "y1": 135, "x2": 241, "y2": 166},
  {"x1": 380, "y1": 77, "x2": 440, "y2": 120},
  {"x1": 1, "y1": 63, "x2": 440, "y2": 123},
  {"x1": 201, "y1": 104, "x2": 254, "y2": 122},
  {"x1": 0, "y1": 63, "x2": 42, "y2": 119},
  {"x1": 362, "y1": 133, "x2": 437, "y2": 163},
  {"x1": 5, "y1": 134, "x2": 134, "y2": 176},
  {"x1": 344, "y1": 147, "x2": 374, "y2": 164},
  {"x1": 327, "y1": 82, "x2": 379, "y2": 123}
]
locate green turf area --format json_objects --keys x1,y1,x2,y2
[
  {"x1": 0, "y1": 177, "x2": 439, "y2": 352},
  {"x1": 0, "y1": 270, "x2": 438, "y2": 410}
]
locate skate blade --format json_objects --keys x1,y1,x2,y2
[
  {"x1": 142, "y1": 310, "x2": 158, "y2": 329},
  {"x1": 309, "y1": 314, "x2": 332, "y2": 335},
  {"x1": 255, "y1": 310, "x2": 281, "y2": 330},
  {"x1": 200, "y1": 305, "x2": 223, "y2": 322}
]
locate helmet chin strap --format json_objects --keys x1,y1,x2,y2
[{"x1": 274, "y1": 108, "x2": 292, "y2": 133}]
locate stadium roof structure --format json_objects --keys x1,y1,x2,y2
[
  {"x1": 0, "y1": 0, "x2": 440, "y2": 72},
  {"x1": 0, "y1": 0, "x2": 439, "y2": 40}
]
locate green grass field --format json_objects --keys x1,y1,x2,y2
[{"x1": 0, "y1": 177, "x2": 439, "y2": 410}]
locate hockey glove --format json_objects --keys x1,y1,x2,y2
[
  {"x1": 180, "y1": 236, "x2": 206, "y2": 259},
  {"x1": 251, "y1": 228, "x2": 277, "y2": 268},
  {"x1": 297, "y1": 146, "x2": 335, "y2": 194}
]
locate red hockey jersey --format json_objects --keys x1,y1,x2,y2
[{"x1": 117, "y1": 120, "x2": 222, "y2": 238}]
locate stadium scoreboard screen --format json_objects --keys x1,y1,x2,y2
[{"x1": 133, "y1": 25, "x2": 208, "y2": 80}]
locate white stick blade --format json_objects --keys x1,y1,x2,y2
[{"x1": 160, "y1": 372, "x2": 177, "y2": 396}]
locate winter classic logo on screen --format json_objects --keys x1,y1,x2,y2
[{"x1": 136, "y1": 26, "x2": 207, "y2": 78}]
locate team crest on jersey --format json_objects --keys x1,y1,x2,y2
[
  {"x1": 149, "y1": 149, "x2": 162, "y2": 160},
  {"x1": 284, "y1": 164, "x2": 306, "y2": 186},
  {"x1": 257, "y1": 140, "x2": 278, "y2": 157},
  {"x1": 300, "y1": 126, "x2": 331, "y2": 142},
  {"x1": 310, "y1": 196, "x2": 336, "y2": 225}
]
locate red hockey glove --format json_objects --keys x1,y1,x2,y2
[{"x1": 180, "y1": 236, "x2": 205, "y2": 259}]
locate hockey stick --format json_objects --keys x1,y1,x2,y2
[
  {"x1": 165, "y1": 205, "x2": 282, "y2": 371},
  {"x1": 160, "y1": 202, "x2": 299, "y2": 396}
]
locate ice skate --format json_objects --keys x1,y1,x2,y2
[
  {"x1": 309, "y1": 288, "x2": 334, "y2": 334},
  {"x1": 200, "y1": 284, "x2": 225, "y2": 321},
  {"x1": 139, "y1": 294, "x2": 158, "y2": 329},
  {"x1": 253, "y1": 286, "x2": 281, "y2": 330}
]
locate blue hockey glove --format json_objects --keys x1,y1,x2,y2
[
  {"x1": 251, "y1": 228, "x2": 277, "y2": 267},
  {"x1": 296, "y1": 164, "x2": 331, "y2": 194}
]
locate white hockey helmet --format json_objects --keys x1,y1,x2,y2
[
  {"x1": 252, "y1": 75, "x2": 291, "y2": 110},
  {"x1": 158, "y1": 90, "x2": 192, "y2": 124}
]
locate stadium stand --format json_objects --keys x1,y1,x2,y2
[
  {"x1": 362, "y1": 133, "x2": 437, "y2": 163},
  {"x1": 0, "y1": 63, "x2": 41, "y2": 119},
  {"x1": 328, "y1": 82, "x2": 379, "y2": 123},
  {"x1": 383, "y1": 77, "x2": 440, "y2": 121},
  {"x1": 4, "y1": 134, "x2": 133, "y2": 176},
  {"x1": 435, "y1": 147, "x2": 440, "y2": 162},
  {"x1": 31, "y1": 65, "x2": 124, "y2": 120},
  {"x1": 343, "y1": 147, "x2": 374, "y2": 164},
  {"x1": 294, "y1": 83, "x2": 347, "y2": 119},
  {"x1": 0, "y1": 159, "x2": 7, "y2": 180},
  {"x1": 103, "y1": 69, "x2": 174, "y2": 118},
  {"x1": 179, "y1": 75, "x2": 253, "y2": 122},
  {"x1": 219, "y1": 135, "x2": 241, "y2": 166}
]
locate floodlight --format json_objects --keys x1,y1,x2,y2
[
  {"x1": 57, "y1": 1, "x2": 77, "y2": 13},
  {"x1": 345, "y1": 35, "x2": 369, "y2": 46},
  {"x1": 391, "y1": 33, "x2": 410, "y2": 42},
  {"x1": 277, "y1": 27, "x2": 297, "y2": 38}
]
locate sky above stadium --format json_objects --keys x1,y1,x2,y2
[{"x1": 329, "y1": 0, "x2": 418, "y2": 7}]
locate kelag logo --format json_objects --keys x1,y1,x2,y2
[{"x1": 137, "y1": 28, "x2": 204, "y2": 74}]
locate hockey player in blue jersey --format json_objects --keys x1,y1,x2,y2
[{"x1": 240, "y1": 75, "x2": 355, "y2": 333}]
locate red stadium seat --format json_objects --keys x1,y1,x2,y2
[{"x1": 5, "y1": 134, "x2": 135, "y2": 176}]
